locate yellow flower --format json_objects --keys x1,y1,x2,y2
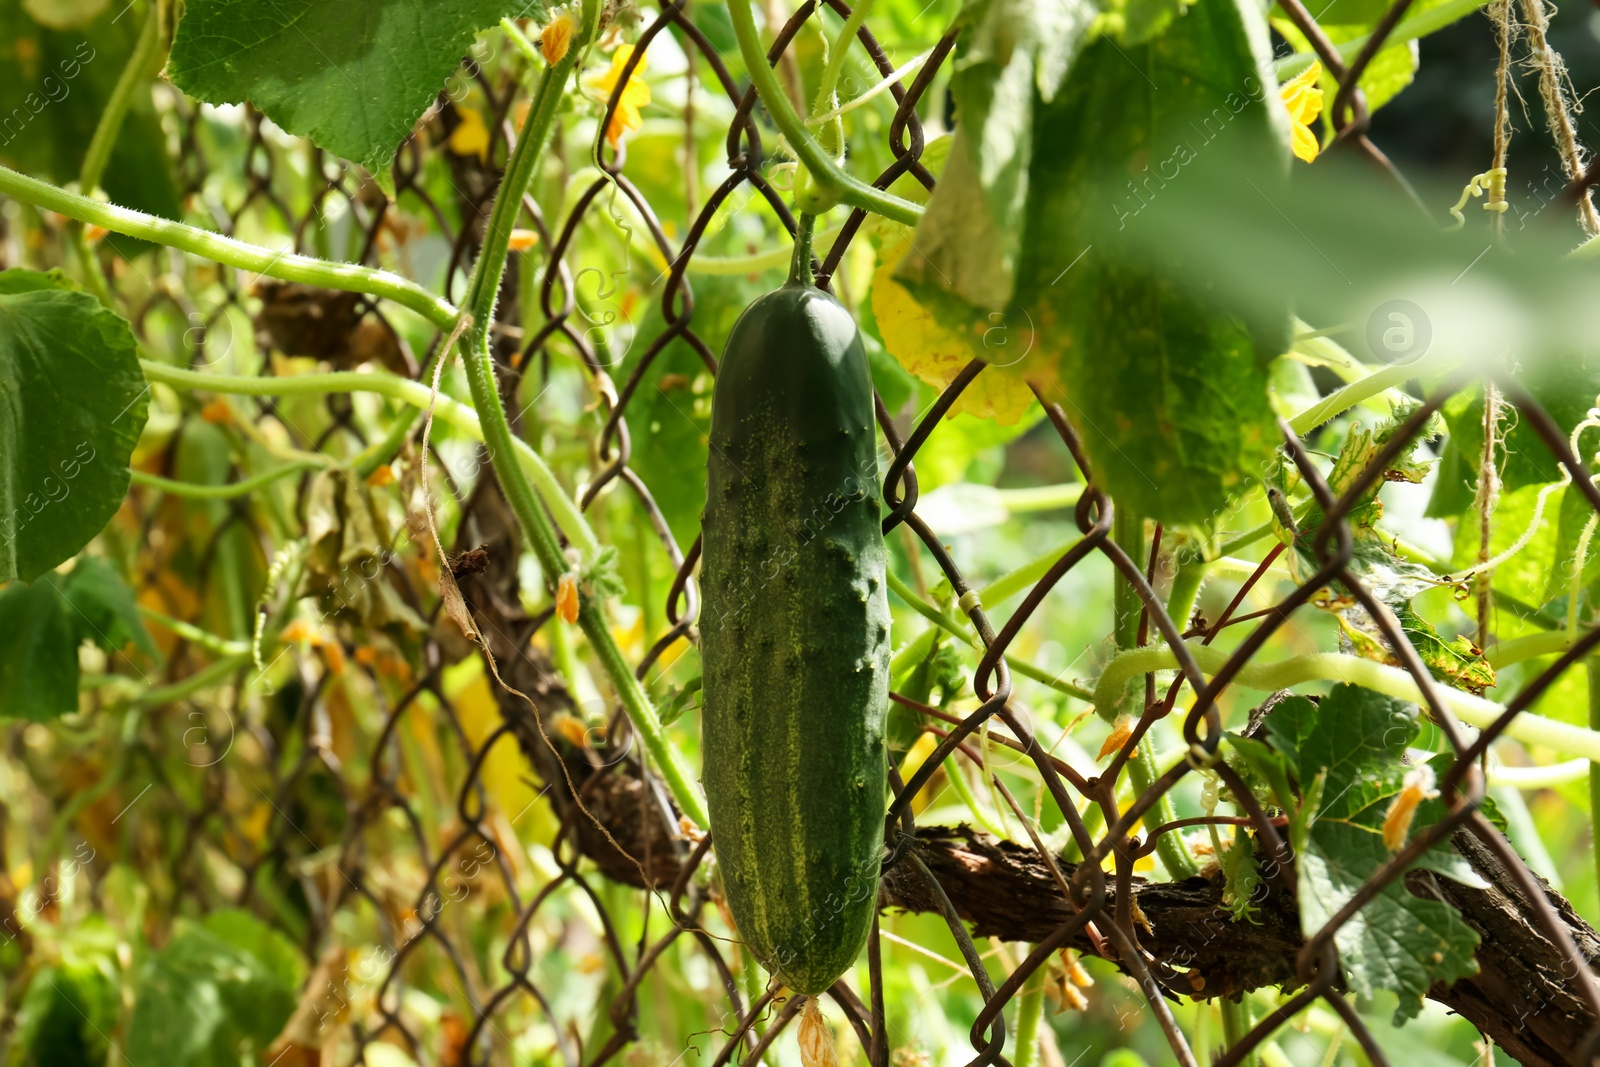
[
  {"x1": 590, "y1": 44, "x2": 651, "y2": 148},
  {"x1": 448, "y1": 105, "x2": 490, "y2": 163},
  {"x1": 1279, "y1": 62, "x2": 1325, "y2": 163},
  {"x1": 541, "y1": 13, "x2": 574, "y2": 65}
]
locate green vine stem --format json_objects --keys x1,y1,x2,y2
[
  {"x1": 444, "y1": 1, "x2": 710, "y2": 829},
  {"x1": 81, "y1": 2, "x2": 162, "y2": 195},
  {"x1": 1010, "y1": 959, "x2": 1047, "y2": 1067},
  {"x1": 1111, "y1": 509, "x2": 1199, "y2": 880},
  {"x1": 129, "y1": 460, "x2": 323, "y2": 499},
  {"x1": 139, "y1": 361, "x2": 601, "y2": 560},
  {"x1": 725, "y1": 0, "x2": 923, "y2": 226},
  {"x1": 885, "y1": 571, "x2": 1094, "y2": 702},
  {"x1": 790, "y1": 211, "x2": 817, "y2": 287},
  {"x1": 1096, "y1": 641, "x2": 1600, "y2": 762},
  {"x1": 1590, "y1": 658, "x2": 1600, "y2": 897},
  {"x1": 66, "y1": 2, "x2": 163, "y2": 305},
  {"x1": 0, "y1": 163, "x2": 458, "y2": 330}
]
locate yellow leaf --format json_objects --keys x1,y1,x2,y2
[
  {"x1": 870, "y1": 235, "x2": 1046, "y2": 424},
  {"x1": 448, "y1": 662, "x2": 556, "y2": 840}
]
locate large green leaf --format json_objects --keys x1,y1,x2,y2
[
  {"x1": 127, "y1": 909, "x2": 304, "y2": 1067},
  {"x1": 898, "y1": 0, "x2": 1294, "y2": 524},
  {"x1": 0, "y1": 0, "x2": 181, "y2": 253},
  {"x1": 1014, "y1": 0, "x2": 1291, "y2": 525},
  {"x1": 167, "y1": 0, "x2": 536, "y2": 173},
  {"x1": 0, "y1": 269, "x2": 147, "y2": 583},
  {"x1": 0, "y1": 555, "x2": 153, "y2": 719},
  {"x1": 1297, "y1": 820, "x2": 1481, "y2": 1018}
]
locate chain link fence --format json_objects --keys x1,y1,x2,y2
[{"x1": 5, "y1": 1, "x2": 1600, "y2": 1065}]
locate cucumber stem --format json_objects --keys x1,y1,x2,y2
[
  {"x1": 1011, "y1": 966, "x2": 1047, "y2": 1067},
  {"x1": 790, "y1": 212, "x2": 818, "y2": 288},
  {"x1": 1111, "y1": 503, "x2": 1198, "y2": 881}
]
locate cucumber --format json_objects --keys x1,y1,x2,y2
[{"x1": 700, "y1": 222, "x2": 890, "y2": 995}]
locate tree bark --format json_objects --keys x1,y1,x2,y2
[{"x1": 560, "y1": 764, "x2": 1600, "y2": 1067}]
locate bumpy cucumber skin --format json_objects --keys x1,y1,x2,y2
[{"x1": 700, "y1": 282, "x2": 889, "y2": 996}]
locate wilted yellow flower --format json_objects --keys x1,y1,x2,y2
[
  {"x1": 590, "y1": 45, "x2": 651, "y2": 148},
  {"x1": 1280, "y1": 62, "x2": 1325, "y2": 163},
  {"x1": 1382, "y1": 763, "x2": 1438, "y2": 851},
  {"x1": 541, "y1": 13, "x2": 574, "y2": 65},
  {"x1": 448, "y1": 105, "x2": 490, "y2": 163}
]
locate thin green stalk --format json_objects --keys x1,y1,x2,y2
[
  {"x1": 1113, "y1": 504, "x2": 1196, "y2": 880},
  {"x1": 1131, "y1": 737, "x2": 1199, "y2": 878},
  {"x1": 0, "y1": 164, "x2": 457, "y2": 330},
  {"x1": 67, "y1": 2, "x2": 161, "y2": 305},
  {"x1": 803, "y1": 0, "x2": 874, "y2": 209},
  {"x1": 1288, "y1": 358, "x2": 1439, "y2": 434},
  {"x1": 136, "y1": 605, "x2": 250, "y2": 656},
  {"x1": 1011, "y1": 967, "x2": 1047, "y2": 1067},
  {"x1": 1221, "y1": 998, "x2": 1258, "y2": 1067},
  {"x1": 582, "y1": 603, "x2": 709, "y2": 827},
  {"x1": 1097, "y1": 641, "x2": 1600, "y2": 762},
  {"x1": 446, "y1": 1, "x2": 709, "y2": 829},
  {"x1": 1590, "y1": 658, "x2": 1600, "y2": 897},
  {"x1": 790, "y1": 212, "x2": 817, "y2": 287},
  {"x1": 1166, "y1": 557, "x2": 1207, "y2": 632},
  {"x1": 725, "y1": 0, "x2": 922, "y2": 226},
  {"x1": 885, "y1": 571, "x2": 1094, "y2": 702},
  {"x1": 138, "y1": 360, "x2": 600, "y2": 559},
  {"x1": 81, "y1": 2, "x2": 161, "y2": 194},
  {"x1": 133, "y1": 650, "x2": 252, "y2": 709},
  {"x1": 129, "y1": 461, "x2": 320, "y2": 499},
  {"x1": 938, "y1": 745, "x2": 1008, "y2": 837},
  {"x1": 1112, "y1": 509, "x2": 1145, "y2": 655}
]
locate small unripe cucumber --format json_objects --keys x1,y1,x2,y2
[{"x1": 700, "y1": 276, "x2": 889, "y2": 996}]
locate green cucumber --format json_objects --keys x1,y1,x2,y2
[{"x1": 700, "y1": 219, "x2": 890, "y2": 995}]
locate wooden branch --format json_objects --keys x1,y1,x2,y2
[{"x1": 558, "y1": 761, "x2": 1600, "y2": 1067}]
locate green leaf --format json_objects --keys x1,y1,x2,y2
[
  {"x1": 1442, "y1": 361, "x2": 1600, "y2": 493},
  {"x1": 127, "y1": 909, "x2": 304, "y2": 1067},
  {"x1": 1218, "y1": 822, "x2": 1261, "y2": 922},
  {"x1": 0, "y1": 1, "x2": 181, "y2": 253},
  {"x1": 1264, "y1": 685, "x2": 1417, "y2": 822},
  {"x1": 13, "y1": 959, "x2": 119, "y2": 1067},
  {"x1": 895, "y1": 0, "x2": 1097, "y2": 313},
  {"x1": 1262, "y1": 685, "x2": 1484, "y2": 1022},
  {"x1": 0, "y1": 269, "x2": 147, "y2": 583},
  {"x1": 1298, "y1": 820, "x2": 1479, "y2": 1021},
  {"x1": 0, "y1": 578, "x2": 79, "y2": 720},
  {"x1": 949, "y1": 0, "x2": 1293, "y2": 525},
  {"x1": 61, "y1": 555, "x2": 156, "y2": 658},
  {"x1": 167, "y1": 0, "x2": 528, "y2": 172}
]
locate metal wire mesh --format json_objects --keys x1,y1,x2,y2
[{"x1": 8, "y1": 1, "x2": 1600, "y2": 1065}]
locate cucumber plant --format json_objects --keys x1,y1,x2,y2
[{"x1": 1, "y1": 0, "x2": 1599, "y2": 1065}]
